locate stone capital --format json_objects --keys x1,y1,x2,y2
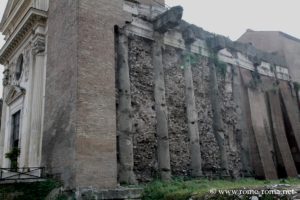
[
  {"x1": 32, "y1": 36, "x2": 46, "y2": 55},
  {"x1": 2, "y1": 69, "x2": 10, "y2": 86}
]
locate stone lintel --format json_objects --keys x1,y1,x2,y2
[{"x1": 153, "y1": 6, "x2": 183, "y2": 33}]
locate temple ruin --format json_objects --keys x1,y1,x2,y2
[{"x1": 0, "y1": 0, "x2": 300, "y2": 198}]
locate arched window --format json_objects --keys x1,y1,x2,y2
[{"x1": 15, "y1": 54, "x2": 23, "y2": 80}]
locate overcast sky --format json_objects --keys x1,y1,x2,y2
[
  {"x1": 0, "y1": 0, "x2": 6, "y2": 46},
  {"x1": 0, "y1": 0, "x2": 300, "y2": 96},
  {"x1": 165, "y1": 0, "x2": 300, "y2": 40},
  {"x1": 0, "y1": 0, "x2": 7, "y2": 96}
]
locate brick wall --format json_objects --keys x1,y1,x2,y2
[{"x1": 43, "y1": 0, "x2": 129, "y2": 189}]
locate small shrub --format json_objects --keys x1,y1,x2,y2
[
  {"x1": 5, "y1": 147, "x2": 20, "y2": 171},
  {"x1": 0, "y1": 179, "x2": 62, "y2": 200}
]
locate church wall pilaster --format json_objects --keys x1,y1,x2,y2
[{"x1": 28, "y1": 33, "x2": 46, "y2": 169}]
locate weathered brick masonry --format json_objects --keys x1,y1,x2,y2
[{"x1": 44, "y1": 0, "x2": 130, "y2": 189}]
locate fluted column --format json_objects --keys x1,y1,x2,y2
[
  {"x1": 0, "y1": 77, "x2": 9, "y2": 167},
  {"x1": 19, "y1": 49, "x2": 34, "y2": 168},
  {"x1": 28, "y1": 37, "x2": 45, "y2": 167}
]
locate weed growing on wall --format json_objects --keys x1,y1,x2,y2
[
  {"x1": 270, "y1": 64, "x2": 276, "y2": 73},
  {"x1": 181, "y1": 53, "x2": 200, "y2": 68},
  {"x1": 181, "y1": 46, "x2": 227, "y2": 78},
  {"x1": 209, "y1": 52, "x2": 227, "y2": 77},
  {"x1": 293, "y1": 82, "x2": 300, "y2": 92},
  {"x1": 248, "y1": 66, "x2": 262, "y2": 89},
  {"x1": 181, "y1": 47, "x2": 202, "y2": 70},
  {"x1": 181, "y1": 49, "x2": 227, "y2": 79}
]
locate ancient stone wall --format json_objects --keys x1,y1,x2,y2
[
  {"x1": 116, "y1": 22, "x2": 300, "y2": 183},
  {"x1": 128, "y1": 36, "x2": 157, "y2": 181},
  {"x1": 126, "y1": 36, "x2": 246, "y2": 181},
  {"x1": 42, "y1": 0, "x2": 300, "y2": 189},
  {"x1": 216, "y1": 65, "x2": 242, "y2": 178},
  {"x1": 117, "y1": 2, "x2": 295, "y2": 183},
  {"x1": 192, "y1": 58, "x2": 220, "y2": 175}
]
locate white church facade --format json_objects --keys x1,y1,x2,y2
[
  {"x1": 0, "y1": 0, "x2": 48, "y2": 177},
  {"x1": 0, "y1": 0, "x2": 153, "y2": 189}
]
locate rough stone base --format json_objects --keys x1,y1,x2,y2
[
  {"x1": 76, "y1": 187, "x2": 143, "y2": 200},
  {"x1": 0, "y1": 179, "x2": 46, "y2": 184}
]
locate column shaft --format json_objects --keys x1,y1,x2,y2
[
  {"x1": 28, "y1": 41, "x2": 45, "y2": 167},
  {"x1": 117, "y1": 31, "x2": 136, "y2": 184},
  {"x1": 20, "y1": 51, "x2": 34, "y2": 168},
  {"x1": 153, "y1": 33, "x2": 171, "y2": 181},
  {"x1": 209, "y1": 62, "x2": 229, "y2": 174},
  {"x1": 183, "y1": 51, "x2": 202, "y2": 177},
  {"x1": 0, "y1": 86, "x2": 9, "y2": 167}
]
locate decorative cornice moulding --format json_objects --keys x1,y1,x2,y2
[{"x1": 0, "y1": 8, "x2": 47, "y2": 65}]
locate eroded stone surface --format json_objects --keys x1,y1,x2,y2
[{"x1": 127, "y1": 36, "x2": 244, "y2": 180}]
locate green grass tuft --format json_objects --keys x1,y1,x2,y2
[{"x1": 142, "y1": 178, "x2": 300, "y2": 200}]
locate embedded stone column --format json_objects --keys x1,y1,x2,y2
[
  {"x1": 182, "y1": 27, "x2": 203, "y2": 177},
  {"x1": 267, "y1": 90, "x2": 298, "y2": 177},
  {"x1": 280, "y1": 83, "x2": 300, "y2": 152},
  {"x1": 232, "y1": 66, "x2": 251, "y2": 176},
  {"x1": 153, "y1": 33, "x2": 171, "y2": 181},
  {"x1": 183, "y1": 50, "x2": 202, "y2": 177},
  {"x1": 117, "y1": 30, "x2": 136, "y2": 184},
  {"x1": 0, "y1": 104, "x2": 3, "y2": 167},
  {"x1": 209, "y1": 61, "x2": 229, "y2": 175},
  {"x1": 0, "y1": 74, "x2": 9, "y2": 167},
  {"x1": 248, "y1": 88, "x2": 278, "y2": 179},
  {"x1": 151, "y1": 5, "x2": 183, "y2": 181},
  {"x1": 28, "y1": 37, "x2": 45, "y2": 168}
]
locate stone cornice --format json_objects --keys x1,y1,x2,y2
[
  {"x1": 0, "y1": 8, "x2": 47, "y2": 65},
  {"x1": 0, "y1": 0, "x2": 29, "y2": 32}
]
